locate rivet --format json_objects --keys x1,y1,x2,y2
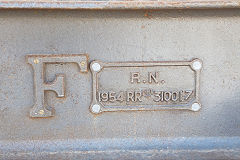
[
  {"x1": 80, "y1": 61, "x2": 85, "y2": 66},
  {"x1": 39, "y1": 109, "x2": 45, "y2": 115},
  {"x1": 34, "y1": 59, "x2": 39, "y2": 64},
  {"x1": 92, "y1": 104, "x2": 101, "y2": 113},
  {"x1": 192, "y1": 60, "x2": 202, "y2": 70},
  {"x1": 191, "y1": 103, "x2": 201, "y2": 111},
  {"x1": 92, "y1": 62, "x2": 101, "y2": 72}
]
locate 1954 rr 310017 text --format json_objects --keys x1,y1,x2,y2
[{"x1": 98, "y1": 90, "x2": 193, "y2": 103}]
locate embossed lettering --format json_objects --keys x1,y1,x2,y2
[
  {"x1": 109, "y1": 92, "x2": 116, "y2": 102},
  {"x1": 116, "y1": 92, "x2": 124, "y2": 102},
  {"x1": 148, "y1": 72, "x2": 158, "y2": 83},
  {"x1": 171, "y1": 91, "x2": 179, "y2": 101},
  {"x1": 134, "y1": 91, "x2": 142, "y2": 102},
  {"x1": 130, "y1": 72, "x2": 140, "y2": 83},
  {"x1": 26, "y1": 54, "x2": 88, "y2": 118},
  {"x1": 164, "y1": 92, "x2": 171, "y2": 102},
  {"x1": 153, "y1": 91, "x2": 163, "y2": 102},
  {"x1": 127, "y1": 91, "x2": 134, "y2": 102},
  {"x1": 185, "y1": 90, "x2": 193, "y2": 100}
]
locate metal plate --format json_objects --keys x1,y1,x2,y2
[{"x1": 90, "y1": 59, "x2": 202, "y2": 114}]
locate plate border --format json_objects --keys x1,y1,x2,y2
[{"x1": 90, "y1": 59, "x2": 202, "y2": 114}]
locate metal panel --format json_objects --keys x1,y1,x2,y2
[{"x1": 0, "y1": 8, "x2": 240, "y2": 159}]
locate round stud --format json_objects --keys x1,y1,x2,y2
[
  {"x1": 191, "y1": 103, "x2": 201, "y2": 111},
  {"x1": 80, "y1": 61, "x2": 85, "y2": 66},
  {"x1": 91, "y1": 104, "x2": 101, "y2": 114},
  {"x1": 92, "y1": 62, "x2": 101, "y2": 72},
  {"x1": 34, "y1": 59, "x2": 39, "y2": 64},
  {"x1": 39, "y1": 109, "x2": 45, "y2": 115},
  {"x1": 192, "y1": 60, "x2": 202, "y2": 70}
]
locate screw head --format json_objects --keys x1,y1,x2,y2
[
  {"x1": 191, "y1": 103, "x2": 201, "y2": 111},
  {"x1": 192, "y1": 60, "x2": 202, "y2": 70},
  {"x1": 92, "y1": 62, "x2": 101, "y2": 72},
  {"x1": 91, "y1": 104, "x2": 101, "y2": 114}
]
